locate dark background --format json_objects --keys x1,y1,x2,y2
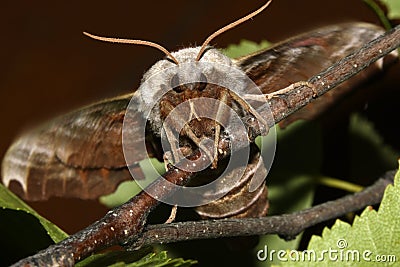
[{"x1": 1, "y1": 0, "x2": 396, "y2": 234}]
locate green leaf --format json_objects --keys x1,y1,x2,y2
[
  {"x1": 0, "y1": 183, "x2": 68, "y2": 265},
  {"x1": 363, "y1": 0, "x2": 400, "y2": 32},
  {"x1": 0, "y1": 182, "x2": 68, "y2": 243},
  {"x1": 76, "y1": 250, "x2": 197, "y2": 267},
  {"x1": 276, "y1": 163, "x2": 400, "y2": 266},
  {"x1": 100, "y1": 158, "x2": 165, "y2": 207},
  {"x1": 363, "y1": 0, "x2": 393, "y2": 30},
  {"x1": 222, "y1": 39, "x2": 271, "y2": 58},
  {"x1": 381, "y1": 0, "x2": 400, "y2": 19},
  {"x1": 317, "y1": 176, "x2": 363, "y2": 193}
]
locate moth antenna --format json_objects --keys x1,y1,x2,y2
[
  {"x1": 83, "y1": 32, "x2": 179, "y2": 65},
  {"x1": 196, "y1": 0, "x2": 272, "y2": 61}
]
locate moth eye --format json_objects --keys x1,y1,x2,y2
[
  {"x1": 171, "y1": 74, "x2": 184, "y2": 93},
  {"x1": 197, "y1": 72, "x2": 208, "y2": 91}
]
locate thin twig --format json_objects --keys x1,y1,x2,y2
[
  {"x1": 127, "y1": 170, "x2": 395, "y2": 249},
  {"x1": 11, "y1": 25, "x2": 400, "y2": 266}
]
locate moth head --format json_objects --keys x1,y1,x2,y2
[
  {"x1": 141, "y1": 46, "x2": 233, "y2": 95},
  {"x1": 83, "y1": 0, "x2": 272, "y2": 113}
]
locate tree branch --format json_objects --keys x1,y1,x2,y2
[
  {"x1": 11, "y1": 24, "x2": 400, "y2": 266},
  {"x1": 127, "y1": 170, "x2": 395, "y2": 249}
]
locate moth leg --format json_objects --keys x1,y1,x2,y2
[
  {"x1": 164, "y1": 102, "x2": 214, "y2": 162},
  {"x1": 163, "y1": 101, "x2": 215, "y2": 167},
  {"x1": 163, "y1": 147, "x2": 193, "y2": 171},
  {"x1": 244, "y1": 81, "x2": 317, "y2": 101},
  {"x1": 266, "y1": 81, "x2": 317, "y2": 99},
  {"x1": 163, "y1": 125, "x2": 181, "y2": 164},
  {"x1": 212, "y1": 89, "x2": 229, "y2": 168},
  {"x1": 189, "y1": 99, "x2": 201, "y2": 121},
  {"x1": 165, "y1": 204, "x2": 178, "y2": 223},
  {"x1": 228, "y1": 90, "x2": 270, "y2": 135},
  {"x1": 162, "y1": 101, "x2": 189, "y2": 163},
  {"x1": 183, "y1": 124, "x2": 215, "y2": 165},
  {"x1": 163, "y1": 151, "x2": 173, "y2": 171}
]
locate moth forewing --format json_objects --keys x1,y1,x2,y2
[
  {"x1": 236, "y1": 22, "x2": 397, "y2": 127},
  {"x1": 1, "y1": 94, "x2": 150, "y2": 200}
]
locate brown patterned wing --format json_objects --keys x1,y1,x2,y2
[
  {"x1": 236, "y1": 22, "x2": 396, "y2": 127},
  {"x1": 1, "y1": 93, "x2": 153, "y2": 200}
]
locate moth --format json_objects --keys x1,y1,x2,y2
[{"x1": 1, "y1": 1, "x2": 396, "y2": 221}]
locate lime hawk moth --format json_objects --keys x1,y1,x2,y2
[{"x1": 1, "y1": 2, "x2": 397, "y2": 223}]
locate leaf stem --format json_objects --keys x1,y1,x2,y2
[
  {"x1": 317, "y1": 176, "x2": 364, "y2": 193},
  {"x1": 363, "y1": 0, "x2": 393, "y2": 30}
]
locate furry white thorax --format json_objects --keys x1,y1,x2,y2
[{"x1": 133, "y1": 46, "x2": 247, "y2": 134}]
